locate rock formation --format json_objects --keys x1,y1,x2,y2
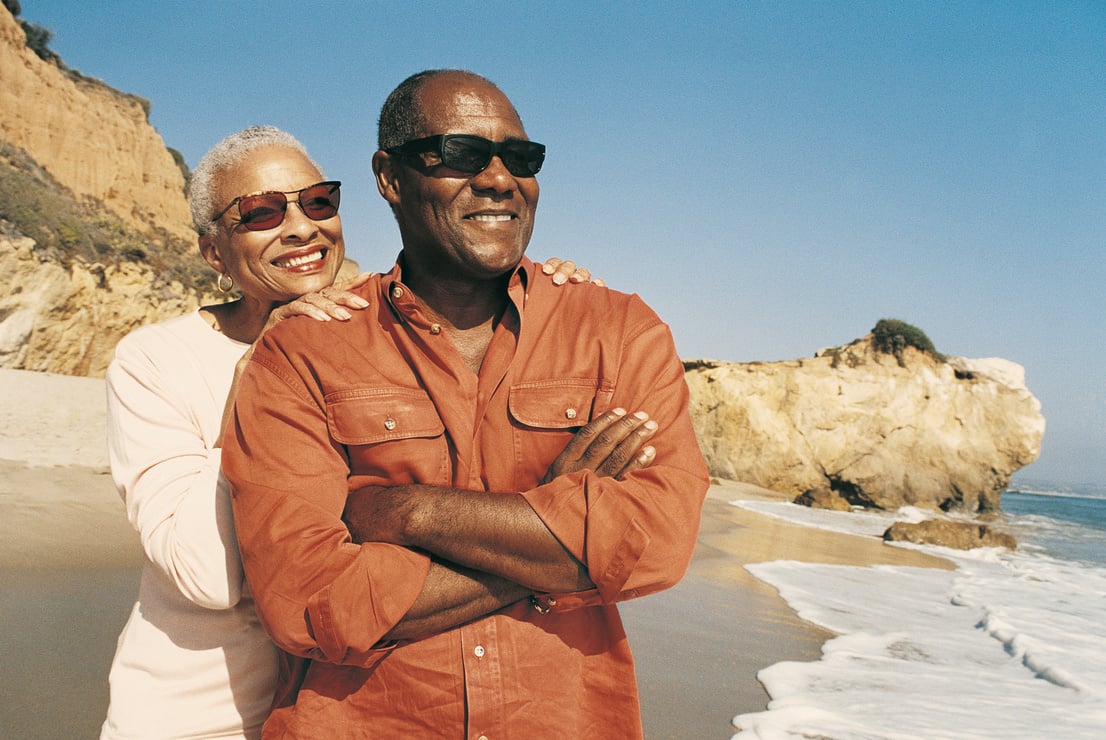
[
  {"x1": 0, "y1": 231, "x2": 202, "y2": 376},
  {"x1": 883, "y1": 520, "x2": 1017, "y2": 551},
  {"x1": 684, "y1": 337, "x2": 1045, "y2": 514},
  {"x1": 0, "y1": 6, "x2": 193, "y2": 242}
]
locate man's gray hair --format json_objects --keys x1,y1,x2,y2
[{"x1": 189, "y1": 125, "x2": 321, "y2": 236}]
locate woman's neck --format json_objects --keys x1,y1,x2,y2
[{"x1": 200, "y1": 298, "x2": 274, "y2": 344}]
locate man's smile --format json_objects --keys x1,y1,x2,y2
[{"x1": 466, "y1": 213, "x2": 515, "y2": 223}]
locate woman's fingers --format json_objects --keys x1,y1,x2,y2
[
  {"x1": 333, "y1": 270, "x2": 374, "y2": 292},
  {"x1": 541, "y1": 258, "x2": 601, "y2": 286}
]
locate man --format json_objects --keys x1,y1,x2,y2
[{"x1": 224, "y1": 69, "x2": 709, "y2": 738}]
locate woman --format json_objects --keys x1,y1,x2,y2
[{"x1": 100, "y1": 126, "x2": 638, "y2": 738}]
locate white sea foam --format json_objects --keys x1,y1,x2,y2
[{"x1": 730, "y1": 495, "x2": 1106, "y2": 739}]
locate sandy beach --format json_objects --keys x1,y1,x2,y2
[{"x1": 0, "y1": 368, "x2": 950, "y2": 739}]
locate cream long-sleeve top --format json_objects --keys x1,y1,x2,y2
[{"x1": 101, "y1": 311, "x2": 276, "y2": 740}]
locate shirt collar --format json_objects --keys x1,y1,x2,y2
[{"x1": 381, "y1": 255, "x2": 535, "y2": 322}]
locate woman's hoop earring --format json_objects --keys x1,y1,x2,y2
[{"x1": 217, "y1": 273, "x2": 234, "y2": 294}]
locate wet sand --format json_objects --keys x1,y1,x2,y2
[{"x1": 0, "y1": 368, "x2": 950, "y2": 738}]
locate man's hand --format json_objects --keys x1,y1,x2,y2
[
  {"x1": 541, "y1": 408, "x2": 656, "y2": 484},
  {"x1": 342, "y1": 407, "x2": 658, "y2": 593}
]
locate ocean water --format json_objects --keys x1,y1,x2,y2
[{"x1": 730, "y1": 477, "x2": 1106, "y2": 739}]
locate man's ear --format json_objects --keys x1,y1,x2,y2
[{"x1": 373, "y1": 150, "x2": 402, "y2": 206}]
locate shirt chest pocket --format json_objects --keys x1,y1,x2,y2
[
  {"x1": 507, "y1": 380, "x2": 605, "y2": 430},
  {"x1": 326, "y1": 387, "x2": 447, "y2": 483},
  {"x1": 507, "y1": 380, "x2": 608, "y2": 488}
]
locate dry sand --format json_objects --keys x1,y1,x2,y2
[{"x1": 0, "y1": 368, "x2": 950, "y2": 739}]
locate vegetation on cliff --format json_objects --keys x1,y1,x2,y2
[
  {"x1": 871, "y1": 318, "x2": 944, "y2": 366},
  {"x1": 821, "y1": 319, "x2": 943, "y2": 370},
  {"x1": 0, "y1": 145, "x2": 208, "y2": 295}
]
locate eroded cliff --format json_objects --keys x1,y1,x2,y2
[
  {"x1": 1, "y1": 5, "x2": 206, "y2": 377},
  {"x1": 0, "y1": 6, "x2": 193, "y2": 242}
]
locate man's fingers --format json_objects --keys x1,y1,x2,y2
[
  {"x1": 617, "y1": 444, "x2": 656, "y2": 479},
  {"x1": 578, "y1": 409, "x2": 646, "y2": 463},
  {"x1": 596, "y1": 419, "x2": 658, "y2": 478},
  {"x1": 542, "y1": 408, "x2": 657, "y2": 484}
]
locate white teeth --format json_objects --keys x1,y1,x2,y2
[
  {"x1": 469, "y1": 214, "x2": 512, "y2": 222},
  {"x1": 275, "y1": 251, "x2": 323, "y2": 268}
]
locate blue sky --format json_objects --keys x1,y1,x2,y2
[{"x1": 21, "y1": 1, "x2": 1105, "y2": 485}]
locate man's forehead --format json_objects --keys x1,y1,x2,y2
[{"x1": 417, "y1": 76, "x2": 524, "y2": 134}]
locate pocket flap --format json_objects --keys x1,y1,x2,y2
[
  {"x1": 326, "y1": 388, "x2": 443, "y2": 445},
  {"x1": 509, "y1": 380, "x2": 598, "y2": 429}
]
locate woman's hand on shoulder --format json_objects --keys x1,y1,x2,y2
[
  {"x1": 541, "y1": 258, "x2": 605, "y2": 287},
  {"x1": 263, "y1": 271, "x2": 373, "y2": 331}
]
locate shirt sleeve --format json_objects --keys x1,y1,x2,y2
[
  {"x1": 106, "y1": 336, "x2": 244, "y2": 610},
  {"x1": 521, "y1": 306, "x2": 710, "y2": 606},
  {"x1": 224, "y1": 332, "x2": 431, "y2": 667}
]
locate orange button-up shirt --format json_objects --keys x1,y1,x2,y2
[{"x1": 224, "y1": 257, "x2": 709, "y2": 739}]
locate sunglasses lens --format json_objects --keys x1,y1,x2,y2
[
  {"x1": 500, "y1": 142, "x2": 545, "y2": 177},
  {"x1": 238, "y1": 193, "x2": 287, "y2": 231},
  {"x1": 441, "y1": 137, "x2": 492, "y2": 174},
  {"x1": 232, "y1": 183, "x2": 340, "y2": 231},
  {"x1": 397, "y1": 136, "x2": 544, "y2": 177},
  {"x1": 299, "y1": 182, "x2": 341, "y2": 220}
]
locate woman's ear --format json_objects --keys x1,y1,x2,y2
[
  {"x1": 372, "y1": 150, "x2": 402, "y2": 206},
  {"x1": 198, "y1": 235, "x2": 225, "y2": 274}
]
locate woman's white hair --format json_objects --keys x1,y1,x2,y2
[{"x1": 189, "y1": 125, "x2": 322, "y2": 236}]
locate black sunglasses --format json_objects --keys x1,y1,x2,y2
[
  {"x1": 386, "y1": 134, "x2": 545, "y2": 178},
  {"x1": 212, "y1": 180, "x2": 342, "y2": 231}
]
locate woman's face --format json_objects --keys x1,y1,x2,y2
[{"x1": 201, "y1": 145, "x2": 345, "y2": 305}]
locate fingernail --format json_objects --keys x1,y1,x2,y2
[
  {"x1": 351, "y1": 297, "x2": 369, "y2": 308},
  {"x1": 336, "y1": 309, "x2": 352, "y2": 320},
  {"x1": 643, "y1": 420, "x2": 658, "y2": 431},
  {"x1": 612, "y1": 408, "x2": 626, "y2": 416},
  {"x1": 633, "y1": 411, "x2": 649, "y2": 420},
  {"x1": 542, "y1": 263, "x2": 554, "y2": 274},
  {"x1": 552, "y1": 273, "x2": 566, "y2": 285}
]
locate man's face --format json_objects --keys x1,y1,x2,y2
[{"x1": 385, "y1": 75, "x2": 540, "y2": 283}]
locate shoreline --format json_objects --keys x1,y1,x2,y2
[
  {"x1": 0, "y1": 368, "x2": 953, "y2": 738},
  {"x1": 624, "y1": 480, "x2": 952, "y2": 738}
]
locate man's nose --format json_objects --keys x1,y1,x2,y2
[{"x1": 470, "y1": 155, "x2": 515, "y2": 193}]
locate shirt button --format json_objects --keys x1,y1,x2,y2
[
  {"x1": 478, "y1": 736, "x2": 488, "y2": 740},
  {"x1": 565, "y1": 408, "x2": 577, "y2": 420},
  {"x1": 474, "y1": 645, "x2": 485, "y2": 657},
  {"x1": 392, "y1": 285, "x2": 403, "y2": 299},
  {"x1": 430, "y1": 323, "x2": 441, "y2": 335},
  {"x1": 384, "y1": 418, "x2": 397, "y2": 431}
]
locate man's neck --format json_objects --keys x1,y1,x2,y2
[{"x1": 402, "y1": 266, "x2": 513, "y2": 374}]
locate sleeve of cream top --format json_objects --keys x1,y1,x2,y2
[{"x1": 106, "y1": 325, "x2": 244, "y2": 609}]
